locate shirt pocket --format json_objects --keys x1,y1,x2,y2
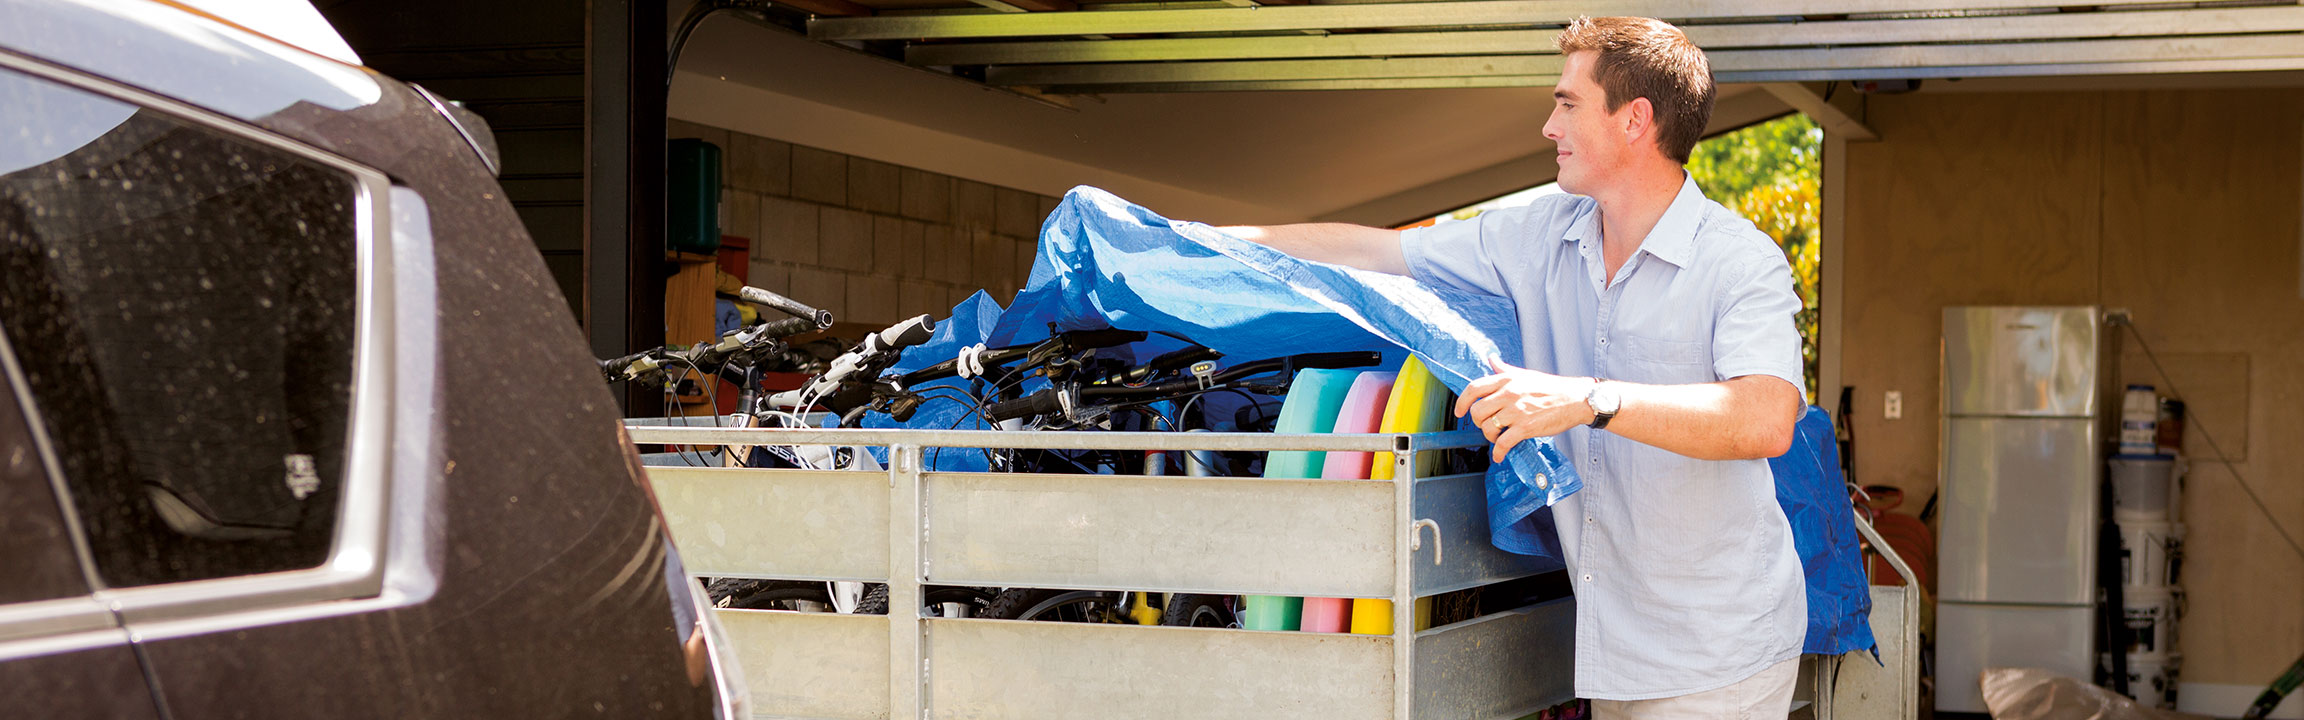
[{"x1": 1611, "y1": 332, "x2": 1713, "y2": 385}]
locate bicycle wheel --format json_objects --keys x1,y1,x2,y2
[
  {"x1": 854, "y1": 585, "x2": 997, "y2": 618},
  {"x1": 1159, "y1": 594, "x2": 1239, "y2": 628},
  {"x1": 983, "y1": 588, "x2": 1126, "y2": 623},
  {"x1": 709, "y1": 578, "x2": 833, "y2": 612}
]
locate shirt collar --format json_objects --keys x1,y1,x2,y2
[{"x1": 1559, "y1": 173, "x2": 1708, "y2": 269}]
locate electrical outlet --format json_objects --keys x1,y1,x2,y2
[{"x1": 1885, "y1": 391, "x2": 1903, "y2": 420}]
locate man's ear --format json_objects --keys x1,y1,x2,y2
[{"x1": 1623, "y1": 96, "x2": 1653, "y2": 146}]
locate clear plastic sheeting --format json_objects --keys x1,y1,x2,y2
[{"x1": 1980, "y1": 667, "x2": 2208, "y2": 720}]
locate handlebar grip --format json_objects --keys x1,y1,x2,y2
[
  {"x1": 877, "y1": 314, "x2": 938, "y2": 350},
  {"x1": 756, "y1": 316, "x2": 821, "y2": 339},
  {"x1": 736, "y1": 285, "x2": 834, "y2": 329},
  {"x1": 983, "y1": 390, "x2": 1062, "y2": 422},
  {"x1": 597, "y1": 351, "x2": 650, "y2": 381},
  {"x1": 1062, "y1": 327, "x2": 1149, "y2": 351},
  {"x1": 1146, "y1": 345, "x2": 1221, "y2": 373},
  {"x1": 1287, "y1": 351, "x2": 1384, "y2": 371}
]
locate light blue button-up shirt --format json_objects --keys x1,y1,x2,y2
[{"x1": 1401, "y1": 174, "x2": 1808, "y2": 700}]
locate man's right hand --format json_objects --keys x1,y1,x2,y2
[
  {"x1": 1457, "y1": 357, "x2": 1598, "y2": 463},
  {"x1": 1221, "y1": 223, "x2": 1410, "y2": 276}
]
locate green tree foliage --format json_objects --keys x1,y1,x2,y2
[{"x1": 1687, "y1": 114, "x2": 1823, "y2": 402}]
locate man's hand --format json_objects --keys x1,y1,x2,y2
[
  {"x1": 1456, "y1": 357, "x2": 1596, "y2": 464},
  {"x1": 1458, "y1": 358, "x2": 1804, "y2": 463}
]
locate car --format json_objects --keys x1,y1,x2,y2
[{"x1": 0, "y1": 0, "x2": 743, "y2": 716}]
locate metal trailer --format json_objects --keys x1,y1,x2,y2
[
  {"x1": 626, "y1": 424, "x2": 1573, "y2": 720},
  {"x1": 1808, "y1": 510, "x2": 1925, "y2": 720},
  {"x1": 629, "y1": 423, "x2": 1924, "y2": 720}
]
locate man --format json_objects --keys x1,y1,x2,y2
[{"x1": 1223, "y1": 16, "x2": 1808, "y2": 719}]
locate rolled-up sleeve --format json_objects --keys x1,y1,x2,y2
[{"x1": 1709, "y1": 246, "x2": 1804, "y2": 391}]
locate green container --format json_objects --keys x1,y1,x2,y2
[{"x1": 668, "y1": 138, "x2": 721, "y2": 255}]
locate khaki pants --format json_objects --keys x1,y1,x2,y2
[{"x1": 1591, "y1": 657, "x2": 1800, "y2": 720}]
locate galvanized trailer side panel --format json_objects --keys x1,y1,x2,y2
[
  {"x1": 1411, "y1": 471, "x2": 1554, "y2": 598},
  {"x1": 923, "y1": 471, "x2": 1398, "y2": 598},
  {"x1": 1830, "y1": 510, "x2": 1923, "y2": 720},
  {"x1": 631, "y1": 426, "x2": 1579, "y2": 719},
  {"x1": 1412, "y1": 599, "x2": 1577, "y2": 720},
  {"x1": 719, "y1": 610, "x2": 891, "y2": 719},
  {"x1": 925, "y1": 619, "x2": 1396, "y2": 720},
  {"x1": 650, "y1": 467, "x2": 891, "y2": 581}
]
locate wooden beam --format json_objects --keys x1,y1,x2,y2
[
  {"x1": 967, "y1": 0, "x2": 1077, "y2": 11},
  {"x1": 585, "y1": 0, "x2": 668, "y2": 412},
  {"x1": 777, "y1": 0, "x2": 873, "y2": 18},
  {"x1": 1761, "y1": 82, "x2": 1877, "y2": 141},
  {"x1": 1310, "y1": 86, "x2": 1790, "y2": 226},
  {"x1": 813, "y1": 0, "x2": 2234, "y2": 42},
  {"x1": 904, "y1": 6, "x2": 2304, "y2": 66}
]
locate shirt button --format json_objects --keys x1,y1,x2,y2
[
  {"x1": 1586, "y1": 517, "x2": 1595, "y2": 524},
  {"x1": 1582, "y1": 574, "x2": 1593, "y2": 582}
]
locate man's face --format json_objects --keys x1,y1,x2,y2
[{"x1": 1543, "y1": 51, "x2": 1632, "y2": 196}]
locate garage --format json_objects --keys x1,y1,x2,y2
[
  {"x1": 1, "y1": 0, "x2": 2296, "y2": 717},
  {"x1": 626, "y1": 5, "x2": 2300, "y2": 715},
  {"x1": 350, "y1": 0, "x2": 2301, "y2": 715}
]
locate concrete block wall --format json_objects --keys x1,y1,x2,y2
[{"x1": 670, "y1": 118, "x2": 1058, "y2": 327}]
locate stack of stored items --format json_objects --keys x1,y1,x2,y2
[{"x1": 2114, "y1": 384, "x2": 2188, "y2": 709}]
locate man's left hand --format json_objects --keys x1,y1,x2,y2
[{"x1": 1456, "y1": 357, "x2": 1596, "y2": 464}]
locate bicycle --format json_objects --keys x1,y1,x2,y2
[{"x1": 955, "y1": 347, "x2": 1387, "y2": 628}]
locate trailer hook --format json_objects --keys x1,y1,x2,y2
[{"x1": 1410, "y1": 519, "x2": 1442, "y2": 565}]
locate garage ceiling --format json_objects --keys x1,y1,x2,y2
[
  {"x1": 680, "y1": 15, "x2": 1807, "y2": 224},
  {"x1": 674, "y1": 0, "x2": 2304, "y2": 224},
  {"x1": 790, "y1": 0, "x2": 2304, "y2": 93}
]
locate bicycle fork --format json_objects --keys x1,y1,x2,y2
[{"x1": 1124, "y1": 428, "x2": 1218, "y2": 626}]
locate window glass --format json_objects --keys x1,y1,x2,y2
[
  {"x1": 0, "y1": 67, "x2": 359, "y2": 587},
  {"x1": 0, "y1": 376, "x2": 93, "y2": 604}
]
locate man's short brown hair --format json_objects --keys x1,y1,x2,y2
[{"x1": 1555, "y1": 16, "x2": 1716, "y2": 164}]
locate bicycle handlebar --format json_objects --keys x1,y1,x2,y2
[
  {"x1": 876, "y1": 314, "x2": 937, "y2": 350},
  {"x1": 733, "y1": 285, "x2": 834, "y2": 329},
  {"x1": 755, "y1": 315, "x2": 822, "y2": 339},
  {"x1": 899, "y1": 327, "x2": 1147, "y2": 387},
  {"x1": 982, "y1": 350, "x2": 1381, "y2": 422},
  {"x1": 597, "y1": 314, "x2": 828, "y2": 383},
  {"x1": 982, "y1": 389, "x2": 1066, "y2": 424},
  {"x1": 1093, "y1": 344, "x2": 1222, "y2": 387},
  {"x1": 764, "y1": 314, "x2": 940, "y2": 410}
]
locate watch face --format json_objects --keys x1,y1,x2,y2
[{"x1": 1590, "y1": 385, "x2": 1620, "y2": 415}]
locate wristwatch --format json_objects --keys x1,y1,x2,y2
[{"x1": 1585, "y1": 379, "x2": 1620, "y2": 430}]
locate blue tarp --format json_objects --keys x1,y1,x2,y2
[
  {"x1": 1773, "y1": 406, "x2": 1878, "y2": 657},
  {"x1": 876, "y1": 186, "x2": 1582, "y2": 562},
  {"x1": 873, "y1": 186, "x2": 1872, "y2": 657}
]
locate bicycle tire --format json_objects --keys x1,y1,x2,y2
[
  {"x1": 855, "y1": 583, "x2": 889, "y2": 615},
  {"x1": 711, "y1": 579, "x2": 834, "y2": 611},
  {"x1": 1159, "y1": 594, "x2": 1238, "y2": 628},
  {"x1": 983, "y1": 588, "x2": 1126, "y2": 623}
]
